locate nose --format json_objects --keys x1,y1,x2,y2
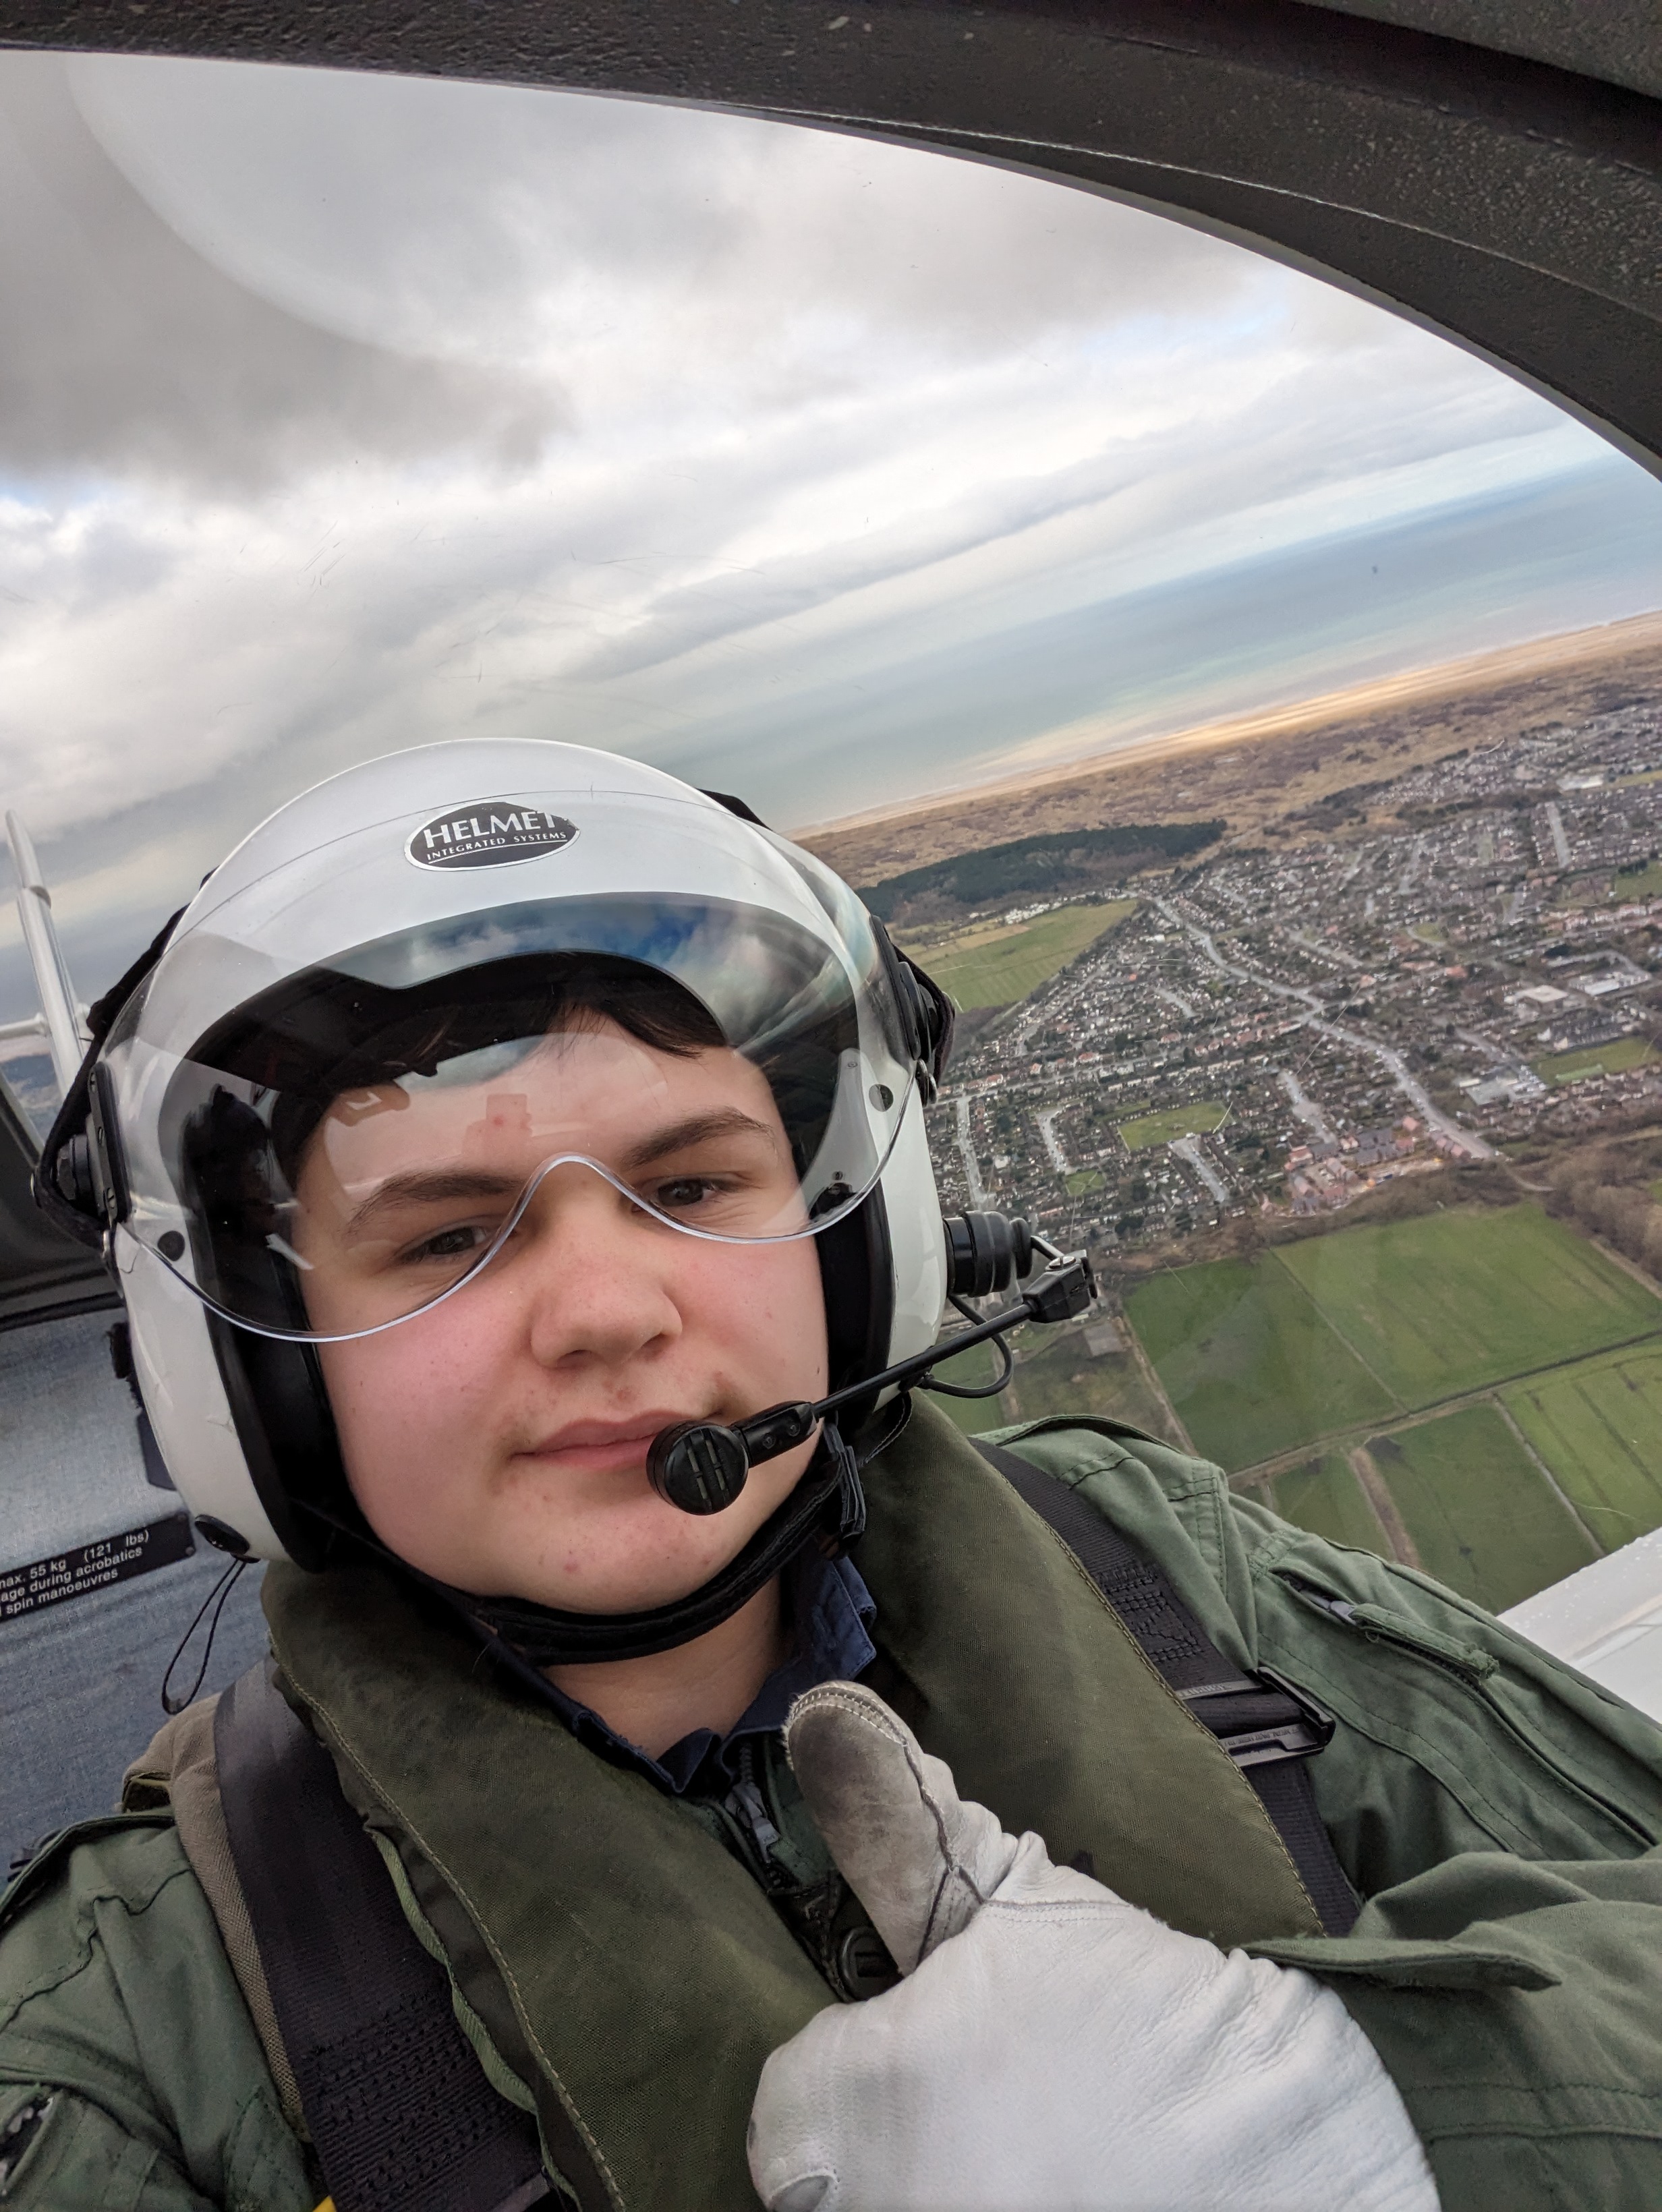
[{"x1": 505, "y1": 1164, "x2": 684, "y2": 1372}]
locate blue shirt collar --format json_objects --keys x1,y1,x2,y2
[{"x1": 536, "y1": 1548, "x2": 877, "y2": 1797}]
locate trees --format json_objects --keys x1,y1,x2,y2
[{"x1": 1546, "y1": 1140, "x2": 1662, "y2": 1277}]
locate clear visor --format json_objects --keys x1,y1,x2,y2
[{"x1": 104, "y1": 890, "x2": 915, "y2": 1343}]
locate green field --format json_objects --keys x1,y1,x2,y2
[
  {"x1": 1365, "y1": 1409, "x2": 1597, "y2": 1612},
  {"x1": 939, "y1": 1199, "x2": 1662, "y2": 1608},
  {"x1": 1276, "y1": 1204, "x2": 1660, "y2": 1410},
  {"x1": 1126, "y1": 1257, "x2": 1396, "y2": 1468},
  {"x1": 1124, "y1": 1204, "x2": 1662, "y2": 1476},
  {"x1": 1118, "y1": 1101, "x2": 1229, "y2": 1151},
  {"x1": 927, "y1": 1327, "x2": 1184, "y2": 1447},
  {"x1": 1615, "y1": 860, "x2": 1662, "y2": 894},
  {"x1": 1532, "y1": 1036, "x2": 1657, "y2": 1088},
  {"x1": 1065, "y1": 1168, "x2": 1106, "y2": 1196},
  {"x1": 1263, "y1": 1454, "x2": 1390, "y2": 1555},
  {"x1": 1505, "y1": 1342, "x2": 1662, "y2": 1549},
  {"x1": 912, "y1": 900, "x2": 1134, "y2": 1010}
]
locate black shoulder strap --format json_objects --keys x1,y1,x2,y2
[
  {"x1": 213, "y1": 1664, "x2": 560, "y2": 2212},
  {"x1": 972, "y1": 1436, "x2": 1359, "y2": 1937}
]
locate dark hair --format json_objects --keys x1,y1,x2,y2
[{"x1": 185, "y1": 951, "x2": 727, "y2": 1191}]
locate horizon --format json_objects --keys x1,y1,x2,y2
[{"x1": 791, "y1": 606, "x2": 1662, "y2": 848}]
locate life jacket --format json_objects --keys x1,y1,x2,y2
[{"x1": 152, "y1": 1402, "x2": 1354, "y2": 2212}]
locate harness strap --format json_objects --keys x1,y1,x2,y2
[
  {"x1": 214, "y1": 1664, "x2": 553, "y2": 2212},
  {"x1": 971, "y1": 1435, "x2": 1359, "y2": 1936}
]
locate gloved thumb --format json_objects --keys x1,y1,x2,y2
[{"x1": 783, "y1": 1681, "x2": 1024, "y2": 1974}]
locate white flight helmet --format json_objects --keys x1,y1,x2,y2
[{"x1": 42, "y1": 741, "x2": 952, "y2": 1569}]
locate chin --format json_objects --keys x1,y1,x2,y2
[
  {"x1": 468, "y1": 1511, "x2": 755, "y2": 1615},
  {"x1": 552, "y1": 1546, "x2": 752, "y2": 1617}
]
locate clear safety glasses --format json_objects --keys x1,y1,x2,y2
[{"x1": 102, "y1": 887, "x2": 919, "y2": 1343}]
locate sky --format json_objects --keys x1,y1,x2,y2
[{"x1": 0, "y1": 47, "x2": 1658, "y2": 1024}]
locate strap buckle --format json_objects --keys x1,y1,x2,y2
[{"x1": 1180, "y1": 1668, "x2": 1336, "y2": 1772}]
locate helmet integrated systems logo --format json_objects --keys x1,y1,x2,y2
[{"x1": 407, "y1": 800, "x2": 579, "y2": 870}]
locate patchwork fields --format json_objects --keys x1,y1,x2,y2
[
  {"x1": 1261, "y1": 1453, "x2": 1389, "y2": 1553},
  {"x1": 1121, "y1": 1204, "x2": 1662, "y2": 1610},
  {"x1": 1272, "y1": 1206, "x2": 1661, "y2": 1408},
  {"x1": 925, "y1": 1203, "x2": 1658, "y2": 1614},
  {"x1": 1362, "y1": 1409, "x2": 1598, "y2": 1612},
  {"x1": 929, "y1": 1201, "x2": 1662, "y2": 1612},
  {"x1": 1126, "y1": 1256, "x2": 1394, "y2": 1467},
  {"x1": 1504, "y1": 1343, "x2": 1662, "y2": 1551},
  {"x1": 931, "y1": 1325, "x2": 1184, "y2": 1451}
]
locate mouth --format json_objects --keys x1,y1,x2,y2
[{"x1": 513, "y1": 1412, "x2": 699, "y2": 1478}]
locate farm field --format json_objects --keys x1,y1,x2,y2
[
  {"x1": 929, "y1": 1326, "x2": 1186, "y2": 1449},
  {"x1": 1259, "y1": 1453, "x2": 1390, "y2": 1555},
  {"x1": 1126, "y1": 1256, "x2": 1396, "y2": 1468},
  {"x1": 1532, "y1": 1036, "x2": 1657, "y2": 1087},
  {"x1": 1504, "y1": 1343, "x2": 1662, "y2": 1550},
  {"x1": 1118, "y1": 1101, "x2": 1229, "y2": 1151},
  {"x1": 1002, "y1": 1329, "x2": 1188, "y2": 1443},
  {"x1": 903, "y1": 900, "x2": 1134, "y2": 1010},
  {"x1": 1363, "y1": 1408, "x2": 1599, "y2": 1612},
  {"x1": 1275, "y1": 1204, "x2": 1661, "y2": 1410},
  {"x1": 942, "y1": 1199, "x2": 1662, "y2": 1607}
]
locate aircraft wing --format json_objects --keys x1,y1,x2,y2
[{"x1": 1503, "y1": 1535, "x2": 1662, "y2": 1726}]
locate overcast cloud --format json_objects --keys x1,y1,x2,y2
[{"x1": 0, "y1": 49, "x2": 1657, "y2": 1022}]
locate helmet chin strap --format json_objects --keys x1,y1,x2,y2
[
  {"x1": 462, "y1": 1411, "x2": 888, "y2": 1668},
  {"x1": 295, "y1": 1401, "x2": 902, "y2": 1671}
]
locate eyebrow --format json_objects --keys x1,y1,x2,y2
[
  {"x1": 339, "y1": 1111, "x2": 777, "y2": 1234},
  {"x1": 343, "y1": 1170, "x2": 521, "y2": 1236},
  {"x1": 620, "y1": 1109, "x2": 778, "y2": 1172}
]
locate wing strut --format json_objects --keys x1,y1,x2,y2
[{"x1": 5, "y1": 811, "x2": 87, "y2": 1099}]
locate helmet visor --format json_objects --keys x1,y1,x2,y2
[{"x1": 105, "y1": 889, "x2": 916, "y2": 1342}]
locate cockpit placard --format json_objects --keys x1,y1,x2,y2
[{"x1": 0, "y1": 1513, "x2": 194, "y2": 1622}]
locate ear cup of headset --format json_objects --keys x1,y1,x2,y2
[
  {"x1": 816, "y1": 1186, "x2": 895, "y2": 1431},
  {"x1": 204, "y1": 1315, "x2": 351, "y2": 1571},
  {"x1": 117, "y1": 1231, "x2": 290, "y2": 1561},
  {"x1": 867, "y1": 919, "x2": 954, "y2": 1088},
  {"x1": 898, "y1": 950, "x2": 954, "y2": 1083}
]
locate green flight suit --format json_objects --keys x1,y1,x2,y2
[{"x1": 3, "y1": 1402, "x2": 1661, "y2": 2210}]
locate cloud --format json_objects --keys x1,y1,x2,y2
[
  {"x1": 0, "y1": 51, "x2": 1656, "y2": 1026},
  {"x1": 0, "y1": 54, "x2": 566, "y2": 492},
  {"x1": 64, "y1": 54, "x2": 1263, "y2": 374}
]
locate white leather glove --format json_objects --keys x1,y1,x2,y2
[{"x1": 749, "y1": 1681, "x2": 1439, "y2": 2212}]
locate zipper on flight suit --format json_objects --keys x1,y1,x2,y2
[
  {"x1": 719, "y1": 1740, "x2": 791, "y2": 1890},
  {"x1": 708, "y1": 1739, "x2": 900, "y2": 1998}
]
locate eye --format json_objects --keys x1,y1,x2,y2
[
  {"x1": 649, "y1": 1175, "x2": 723, "y2": 1212},
  {"x1": 401, "y1": 1221, "x2": 492, "y2": 1265}
]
